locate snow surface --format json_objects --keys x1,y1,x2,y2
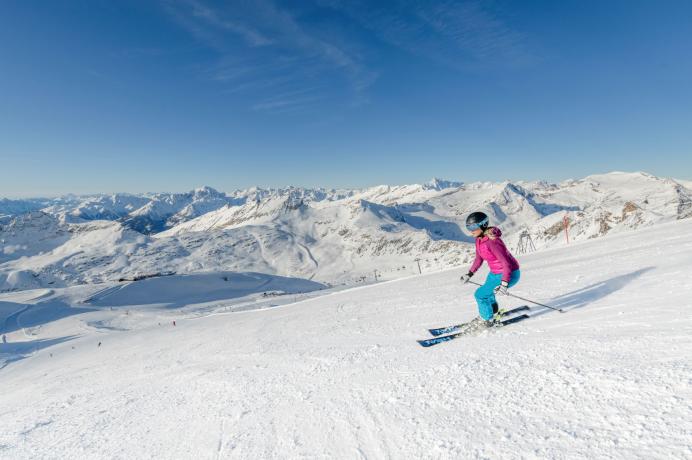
[{"x1": 1, "y1": 217, "x2": 691, "y2": 458}]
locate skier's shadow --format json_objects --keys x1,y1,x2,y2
[{"x1": 529, "y1": 267, "x2": 654, "y2": 317}]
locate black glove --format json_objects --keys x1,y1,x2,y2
[
  {"x1": 494, "y1": 281, "x2": 509, "y2": 295},
  {"x1": 460, "y1": 271, "x2": 474, "y2": 284}
]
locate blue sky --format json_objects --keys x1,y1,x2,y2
[{"x1": 1, "y1": 0, "x2": 691, "y2": 197}]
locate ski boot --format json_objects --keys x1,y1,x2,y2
[
  {"x1": 492, "y1": 310, "x2": 507, "y2": 323},
  {"x1": 462, "y1": 316, "x2": 498, "y2": 334}
]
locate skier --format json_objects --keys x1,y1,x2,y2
[{"x1": 460, "y1": 212, "x2": 521, "y2": 327}]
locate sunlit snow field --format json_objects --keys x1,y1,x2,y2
[{"x1": 1, "y1": 219, "x2": 691, "y2": 459}]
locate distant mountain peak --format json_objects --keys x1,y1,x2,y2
[
  {"x1": 192, "y1": 186, "x2": 224, "y2": 198},
  {"x1": 425, "y1": 178, "x2": 463, "y2": 191}
]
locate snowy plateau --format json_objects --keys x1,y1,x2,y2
[{"x1": 0, "y1": 170, "x2": 690, "y2": 459}]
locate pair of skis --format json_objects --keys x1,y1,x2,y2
[{"x1": 418, "y1": 305, "x2": 531, "y2": 347}]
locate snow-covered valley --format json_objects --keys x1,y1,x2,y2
[{"x1": 1, "y1": 208, "x2": 690, "y2": 459}]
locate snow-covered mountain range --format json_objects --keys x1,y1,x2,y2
[{"x1": 1, "y1": 171, "x2": 690, "y2": 291}]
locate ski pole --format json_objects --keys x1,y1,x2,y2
[{"x1": 467, "y1": 280, "x2": 564, "y2": 313}]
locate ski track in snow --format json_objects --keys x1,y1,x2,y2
[
  {"x1": 0, "y1": 220, "x2": 691, "y2": 458},
  {"x1": 296, "y1": 240, "x2": 319, "y2": 280}
]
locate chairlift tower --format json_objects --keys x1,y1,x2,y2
[{"x1": 516, "y1": 229, "x2": 536, "y2": 254}]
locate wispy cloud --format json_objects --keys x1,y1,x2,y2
[
  {"x1": 251, "y1": 87, "x2": 324, "y2": 113},
  {"x1": 415, "y1": 1, "x2": 533, "y2": 67},
  {"x1": 318, "y1": 0, "x2": 535, "y2": 70},
  {"x1": 185, "y1": 0, "x2": 273, "y2": 47},
  {"x1": 163, "y1": 0, "x2": 377, "y2": 112},
  {"x1": 162, "y1": 0, "x2": 532, "y2": 113},
  {"x1": 163, "y1": 0, "x2": 273, "y2": 49}
]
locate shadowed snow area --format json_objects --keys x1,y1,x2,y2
[
  {"x1": 0, "y1": 220, "x2": 691, "y2": 458},
  {"x1": 86, "y1": 272, "x2": 326, "y2": 308},
  {"x1": 0, "y1": 272, "x2": 326, "y2": 371}
]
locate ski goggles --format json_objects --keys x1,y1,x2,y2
[{"x1": 466, "y1": 217, "x2": 489, "y2": 231}]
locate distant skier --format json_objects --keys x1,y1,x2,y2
[{"x1": 460, "y1": 212, "x2": 521, "y2": 327}]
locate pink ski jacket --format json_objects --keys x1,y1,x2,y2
[{"x1": 469, "y1": 227, "x2": 520, "y2": 282}]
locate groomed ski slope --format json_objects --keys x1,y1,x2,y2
[{"x1": 2, "y1": 219, "x2": 692, "y2": 459}]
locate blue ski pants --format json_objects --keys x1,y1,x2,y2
[{"x1": 474, "y1": 270, "x2": 521, "y2": 320}]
